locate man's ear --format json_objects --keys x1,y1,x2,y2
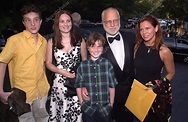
[
  {"x1": 22, "y1": 20, "x2": 25, "y2": 25},
  {"x1": 40, "y1": 19, "x2": 42, "y2": 25}
]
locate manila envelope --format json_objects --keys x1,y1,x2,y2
[{"x1": 125, "y1": 79, "x2": 157, "y2": 122}]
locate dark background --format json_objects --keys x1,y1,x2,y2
[{"x1": 0, "y1": 0, "x2": 188, "y2": 35}]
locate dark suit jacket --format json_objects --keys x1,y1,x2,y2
[{"x1": 102, "y1": 30, "x2": 135, "y2": 103}]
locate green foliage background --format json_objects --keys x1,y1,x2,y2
[{"x1": 0, "y1": 0, "x2": 187, "y2": 33}]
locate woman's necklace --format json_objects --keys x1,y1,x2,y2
[
  {"x1": 144, "y1": 41, "x2": 154, "y2": 53},
  {"x1": 147, "y1": 46, "x2": 152, "y2": 53}
]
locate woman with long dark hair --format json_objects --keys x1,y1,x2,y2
[
  {"x1": 45, "y1": 10, "x2": 87, "y2": 122},
  {"x1": 134, "y1": 14, "x2": 175, "y2": 122}
]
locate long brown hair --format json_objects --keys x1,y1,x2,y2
[
  {"x1": 53, "y1": 10, "x2": 82, "y2": 49},
  {"x1": 135, "y1": 14, "x2": 163, "y2": 52}
]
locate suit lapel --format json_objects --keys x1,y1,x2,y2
[
  {"x1": 121, "y1": 31, "x2": 128, "y2": 71},
  {"x1": 120, "y1": 30, "x2": 135, "y2": 72}
]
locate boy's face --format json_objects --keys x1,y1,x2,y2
[
  {"x1": 22, "y1": 12, "x2": 42, "y2": 35},
  {"x1": 88, "y1": 40, "x2": 103, "y2": 61}
]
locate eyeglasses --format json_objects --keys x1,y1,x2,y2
[{"x1": 103, "y1": 19, "x2": 120, "y2": 26}]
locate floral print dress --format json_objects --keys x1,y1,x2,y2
[{"x1": 49, "y1": 43, "x2": 82, "y2": 122}]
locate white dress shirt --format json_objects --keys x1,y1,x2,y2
[{"x1": 106, "y1": 32, "x2": 125, "y2": 70}]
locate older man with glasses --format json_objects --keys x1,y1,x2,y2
[{"x1": 82, "y1": 7, "x2": 136, "y2": 122}]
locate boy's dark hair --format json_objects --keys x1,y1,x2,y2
[
  {"x1": 20, "y1": 3, "x2": 41, "y2": 19},
  {"x1": 86, "y1": 32, "x2": 106, "y2": 47}
]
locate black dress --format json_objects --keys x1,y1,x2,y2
[
  {"x1": 134, "y1": 42, "x2": 164, "y2": 122},
  {"x1": 134, "y1": 42, "x2": 163, "y2": 85}
]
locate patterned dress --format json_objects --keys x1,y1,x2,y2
[{"x1": 49, "y1": 42, "x2": 82, "y2": 122}]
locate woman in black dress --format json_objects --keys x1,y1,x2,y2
[{"x1": 134, "y1": 15, "x2": 175, "y2": 122}]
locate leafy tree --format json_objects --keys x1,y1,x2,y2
[
  {"x1": 160, "y1": 0, "x2": 188, "y2": 21},
  {"x1": 0, "y1": 0, "x2": 187, "y2": 33},
  {"x1": 131, "y1": 0, "x2": 163, "y2": 18}
]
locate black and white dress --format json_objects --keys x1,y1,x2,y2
[{"x1": 49, "y1": 42, "x2": 82, "y2": 122}]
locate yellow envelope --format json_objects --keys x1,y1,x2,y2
[{"x1": 125, "y1": 79, "x2": 157, "y2": 122}]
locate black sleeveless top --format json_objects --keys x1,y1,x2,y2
[{"x1": 134, "y1": 42, "x2": 164, "y2": 85}]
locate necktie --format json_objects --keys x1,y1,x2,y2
[{"x1": 108, "y1": 34, "x2": 120, "y2": 43}]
